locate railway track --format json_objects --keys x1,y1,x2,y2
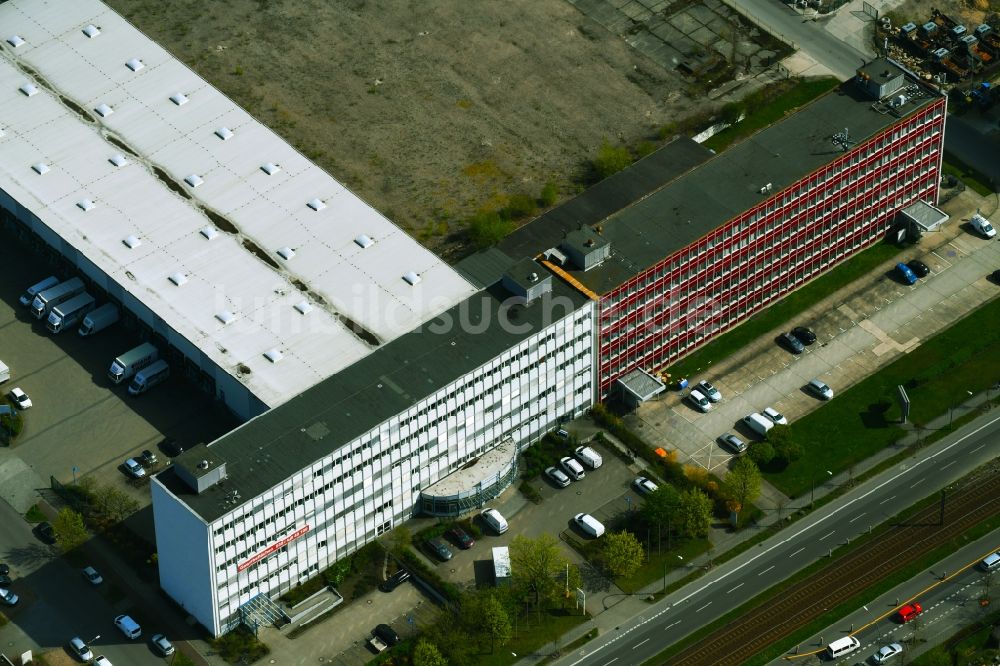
[{"x1": 665, "y1": 472, "x2": 1000, "y2": 666}]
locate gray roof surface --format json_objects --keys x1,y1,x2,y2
[{"x1": 157, "y1": 278, "x2": 590, "y2": 523}]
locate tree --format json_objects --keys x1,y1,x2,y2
[
  {"x1": 603, "y1": 531, "x2": 645, "y2": 579},
  {"x1": 477, "y1": 593, "x2": 512, "y2": 652},
  {"x1": 412, "y1": 639, "x2": 448, "y2": 666},
  {"x1": 748, "y1": 441, "x2": 775, "y2": 466},
  {"x1": 509, "y1": 533, "x2": 570, "y2": 610},
  {"x1": 641, "y1": 484, "x2": 679, "y2": 551},
  {"x1": 767, "y1": 425, "x2": 802, "y2": 464},
  {"x1": 93, "y1": 485, "x2": 140, "y2": 522},
  {"x1": 52, "y1": 507, "x2": 88, "y2": 552},
  {"x1": 592, "y1": 140, "x2": 632, "y2": 180},
  {"x1": 387, "y1": 525, "x2": 412, "y2": 553},
  {"x1": 674, "y1": 488, "x2": 713, "y2": 538},
  {"x1": 724, "y1": 457, "x2": 762, "y2": 515}
]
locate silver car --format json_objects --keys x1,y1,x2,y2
[
  {"x1": 696, "y1": 380, "x2": 722, "y2": 402},
  {"x1": 806, "y1": 379, "x2": 834, "y2": 400},
  {"x1": 545, "y1": 466, "x2": 571, "y2": 488},
  {"x1": 871, "y1": 642, "x2": 902, "y2": 663}
]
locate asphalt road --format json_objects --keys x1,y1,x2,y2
[
  {"x1": 724, "y1": 0, "x2": 872, "y2": 80},
  {"x1": 0, "y1": 500, "x2": 170, "y2": 665},
  {"x1": 561, "y1": 410, "x2": 1000, "y2": 666}
]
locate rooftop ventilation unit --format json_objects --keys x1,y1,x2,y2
[
  {"x1": 402, "y1": 271, "x2": 421, "y2": 286},
  {"x1": 184, "y1": 174, "x2": 204, "y2": 188},
  {"x1": 294, "y1": 301, "x2": 312, "y2": 315},
  {"x1": 109, "y1": 154, "x2": 127, "y2": 167},
  {"x1": 215, "y1": 126, "x2": 234, "y2": 141},
  {"x1": 125, "y1": 58, "x2": 144, "y2": 72},
  {"x1": 82, "y1": 25, "x2": 101, "y2": 38},
  {"x1": 6, "y1": 35, "x2": 25, "y2": 48},
  {"x1": 263, "y1": 349, "x2": 283, "y2": 363},
  {"x1": 276, "y1": 247, "x2": 295, "y2": 260},
  {"x1": 168, "y1": 272, "x2": 188, "y2": 286},
  {"x1": 215, "y1": 310, "x2": 235, "y2": 325},
  {"x1": 355, "y1": 234, "x2": 374, "y2": 248},
  {"x1": 170, "y1": 93, "x2": 189, "y2": 106},
  {"x1": 200, "y1": 226, "x2": 219, "y2": 240},
  {"x1": 307, "y1": 198, "x2": 326, "y2": 211},
  {"x1": 122, "y1": 235, "x2": 141, "y2": 249},
  {"x1": 20, "y1": 83, "x2": 38, "y2": 97},
  {"x1": 77, "y1": 199, "x2": 95, "y2": 212},
  {"x1": 94, "y1": 103, "x2": 113, "y2": 118},
  {"x1": 260, "y1": 163, "x2": 281, "y2": 176},
  {"x1": 32, "y1": 162, "x2": 50, "y2": 175}
]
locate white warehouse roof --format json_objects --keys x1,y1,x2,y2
[{"x1": 0, "y1": 0, "x2": 475, "y2": 408}]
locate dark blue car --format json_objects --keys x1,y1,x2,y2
[{"x1": 895, "y1": 262, "x2": 917, "y2": 285}]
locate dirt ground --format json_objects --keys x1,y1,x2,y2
[
  {"x1": 105, "y1": 0, "x2": 717, "y2": 260},
  {"x1": 886, "y1": 0, "x2": 998, "y2": 29}
]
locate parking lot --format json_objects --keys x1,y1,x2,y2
[{"x1": 0, "y1": 230, "x2": 238, "y2": 513}]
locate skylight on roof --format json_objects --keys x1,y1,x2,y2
[
  {"x1": 263, "y1": 349, "x2": 283, "y2": 363},
  {"x1": 307, "y1": 198, "x2": 326, "y2": 211},
  {"x1": 82, "y1": 25, "x2": 101, "y2": 38},
  {"x1": 276, "y1": 247, "x2": 295, "y2": 260},
  {"x1": 32, "y1": 163, "x2": 50, "y2": 175},
  {"x1": 109, "y1": 154, "x2": 127, "y2": 167},
  {"x1": 122, "y1": 235, "x2": 141, "y2": 249},
  {"x1": 168, "y1": 272, "x2": 188, "y2": 286},
  {"x1": 294, "y1": 301, "x2": 312, "y2": 315},
  {"x1": 125, "y1": 58, "x2": 144, "y2": 72},
  {"x1": 77, "y1": 199, "x2": 95, "y2": 212},
  {"x1": 261, "y1": 163, "x2": 281, "y2": 176},
  {"x1": 355, "y1": 234, "x2": 374, "y2": 249},
  {"x1": 6, "y1": 35, "x2": 25, "y2": 48},
  {"x1": 170, "y1": 93, "x2": 189, "y2": 106},
  {"x1": 215, "y1": 127, "x2": 234, "y2": 141},
  {"x1": 402, "y1": 271, "x2": 422, "y2": 285},
  {"x1": 94, "y1": 103, "x2": 113, "y2": 118},
  {"x1": 20, "y1": 83, "x2": 38, "y2": 97},
  {"x1": 200, "y1": 226, "x2": 219, "y2": 240},
  {"x1": 215, "y1": 310, "x2": 235, "y2": 325},
  {"x1": 184, "y1": 174, "x2": 203, "y2": 188}
]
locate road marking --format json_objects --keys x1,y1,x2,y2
[
  {"x1": 695, "y1": 602, "x2": 711, "y2": 613},
  {"x1": 758, "y1": 565, "x2": 775, "y2": 576},
  {"x1": 790, "y1": 547, "x2": 805, "y2": 557},
  {"x1": 941, "y1": 460, "x2": 957, "y2": 470},
  {"x1": 819, "y1": 531, "x2": 835, "y2": 541},
  {"x1": 666, "y1": 621, "x2": 680, "y2": 630},
  {"x1": 603, "y1": 659, "x2": 618, "y2": 666},
  {"x1": 727, "y1": 582, "x2": 744, "y2": 593},
  {"x1": 879, "y1": 495, "x2": 896, "y2": 505},
  {"x1": 972, "y1": 444, "x2": 985, "y2": 453},
  {"x1": 911, "y1": 478, "x2": 924, "y2": 488},
  {"x1": 849, "y1": 513, "x2": 866, "y2": 523},
  {"x1": 632, "y1": 638, "x2": 650, "y2": 649}
]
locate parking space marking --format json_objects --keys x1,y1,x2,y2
[{"x1": 758, "y1": 565, "x2": 775, "y2": 576}]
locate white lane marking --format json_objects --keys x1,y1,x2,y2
[
  {"x1": 728, "y1": 582, "x2": 744, "y2": 593},
  {"x1": 666, "y1": 620, "x2": 680, "y2": 630},
  {"x1": 696, "y1": 602, "x2": 711, "y2": 612},
  {"x1": 972, "y1": 444, "x2": 985, "y2": 453},
  {"x1": 910, "y1": 478, "x2": 924, "y2": 488},
  {"x1": 790, "y1": 547, "x2": 805, "y2": 557},
  {"x1": 603, "y1": 659, "x2": 618, "y2": 666},
  {"x1": 849, "y1": 513, "x2": 866, "y2": 523},
  {"x1": 819, "y1": 531, "x2": 835, "y2": 541},
  {"x1": 632, "y1": 638, "x2": 650, "y2": 649},
  {"x1": 758, "y1": 565, "x2": 775, "y2": 576},
  {"x1": 941, "y1": 460, "x2": 957, "y2": 470},
  {"x1": 879, "y1": 495, "x2": 896, "y2": 505}
]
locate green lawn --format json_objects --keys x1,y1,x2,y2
[
  {"x1": 618, "y1": 537, "x2": 711, "y2": 594},
  {"x1": 472, "y1": 606, "x2": 589, "y2": 666},
  {"x1": 668, "y1": 239, "x2": 903, "y2": 379},
  {"x1": 764, "y1": 296, "x2": 1000, "y2": 498}
]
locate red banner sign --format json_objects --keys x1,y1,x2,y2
[{"x1": 237, "y1": 525, "x2": 310, "y2": 572}]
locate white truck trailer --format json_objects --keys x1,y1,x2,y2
[
  {"x1": 19, "y1": 276, "x2": 59, "y2": 307},
  {"x1": 31, "y1": 277, "x2": 84, "y2": 319},
  {"x1": 108, "y1": 343, "x2": 159, "y2": 384},
  {"x1": 78, "y1": 303, "x2": 120, "y2": 336},
  {"x1": 46, "y1": 292, "x2": 95, "y2": 334}
]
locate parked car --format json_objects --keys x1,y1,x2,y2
[
  {"x1": 82, "y1": 566, "x2": 103, "y2": 585},
  {"x1": 426, "y1": 537, "x2": 453, "y2": 561},
  {"x1": 633, "y1": 476, "x2": 658, "y2": 495},
  {"x1": 160, "y1": 438, "x2": 185, "y2": 457},
  {"x1": 762, "y1": 407, "x2": 788, "y2": 425},
  {"x1": 806, "y1": 379, "x2": 834, "y2": 400},
  {"x1": 895, "y1": 262, "x2": 917, "y2": 285},
  {"x1": 379, "y1": 568, "x2": 411, "y2": 592},
  {"x1": 150, "y1": 634, "x2": 175, "y2": 657},
  {"x1": 574, "y1": 445, "x2": 603, "y2": 469},
  {"x1": 791, "y1": 326, "x2": 816, "y2": 345},
  {"x1": 0, "y1": 563, "x2": 8, "y2": 576},
  {"x1": 718, "y1": 433, "x2": 747, "y2": 454},
  {"x1": 0, "y1": 588, "x2": 19, "y2": 606},
  {"x1": 0, "y1": 575, "x2": 10, "y2": 587},
  {"x1": 69, "y1": 636, "x2": 94, "y2": 661},
  {"x1": 970, "y1": 213, "x2": 996, "y2": 239},
  {"x1": 555, "y1": 428, "x2": 570, "y2": 439},
  {"x1": 114, "y1": 614, "x2": 141, "y2": 639},
  {"x1": 559, "y1": 456, "x2": 585, "y2": 481},
  {"x1": 574, "y1": 513, "x2": 605, "y2": 538},
  {"x1": 871, "y1": 642, "x2": 903, "y2": 663},
  {"x1": 94, "y1": 656, "x2": 113, "y2": 666},
  {"x1": 9, "y1": 387, "x2": 32, "y2": 409},
  {"x1": 36, "y1": 521, "x2": 56, "y2": 544},
  {"x1": 124, "y1": 458, "x2": 146, "y2": 479},
  {"x1": 480, "y1": 508, "x2": 509, "y2": 534},
  {"x1": 686, "y1": 389, "x2": 711, "y2": 412},
  {"x1": 545, "y1": 466, "x2": 571, "y2": 488},
  {"x1": 140, "y1": 449, "x2": 158, "y2": 466},
  {"x1": 447, "y1": 526, "x2": 475, "y2": 549},
  {"x1": 979, "y1": 551, "x2": 1000, "y2": 572},
  {"x1": 696, "y1": 380, "x2": 722, "y2": 402},
  {"x1": 907, "y1": 259, "x2": 930, "y2": 277},
  {"x1": 992, "y1": 269, "x2": 1000, "y2": 283},
  {"x1": 778, "y1": 331, "x2": 804, "y2": 354},
  {"x1": 896, "y1": 602, "x2": 923, "y2": 623},
  {"x1": 374, "y1": 623, "x2": 401, "y2": 647}
]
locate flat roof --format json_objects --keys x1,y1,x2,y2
[
  {"x1": 0, "y1": 0, "x2": 475, "y2": 407},
  {"x1": 156, "y1": 278, "x2": 591, "y2": 523}
]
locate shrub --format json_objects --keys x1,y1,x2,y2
[
  {"x1": 719, "y1": 102, "x2": 745, "y2": 125},
  {"x1": 636, "y1": 141, "x2": 657, "y2": 158},
  {"x1": 504, "y1": 194, "x2": 537, "y2": 220},
  {"x1": 210, "y1": 625, "x2": 270, "y2": 664},
  {"x1": 468, "y1": 211, "x2": 514, "y2": 249},
  {"x1": 396, "y1": 548, "x2": 462, "y2": 604},
  {"x1": 539, "y1": 181, "x2": 558, "y2": 207},
  {"x1": 748, "y1": 441, "x2": 775, "y2": 466},
  {"x1": 519, "y1": 481, "x2": 542, "y2": 504},
  {"x1": 592, "y1": 140, "x2": 632, "y2": 180}
]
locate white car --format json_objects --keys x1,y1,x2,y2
[
  {"x1": 82, "y1": 565, "x2": 103, "y2": 585},
  {"x1": 94, "y1": 656, "x2": 113, "y2": 666},
  {"x1": 545, "y1": 466, "x2": 571, "y2": 488},
  {"x1": 9, "y1": 387, "x2": 32, "y2": 410},
  {"x1": 696, "y1": 380, "x2": 722, "y2": 402},
  {"x1": 0, "y1": 588, "x2": 18, "y2": 606},
  {"x1": 69, "y1": 636, "x2": 94, "y2": 661},
  {"x1": 686, "y1": 389, "x2": 711, "y2": 412},
  {"x1": 633, "y1": 476, "x2": 658, "y2": 495},
  {"x1": 871, "y1": 642, "x2": 902, "y2": 663},
  {"x1": 970, "y1": 213, "x2": 996, "y2": 239},
  {"x1": 124, "y1": 458, "x2": 146, "y2": 479},
  {"x1": 559, "y1": 456, "x2": 585, "y2": 481},
  {"x1": 762, "y1": 407, "x2": 788, "y2": 425}
]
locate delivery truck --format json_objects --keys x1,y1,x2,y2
[
  {"x1": 19, "y1": 276, "x2": 59, "y2": 307},
  {"x1": 46, "y1": 292, "x2": 95, "y2": 334},
  {"x1": 31, "y1": 277, "x2": 84, "y2": 320},
  {"x1": 0, "y1": 360, "x2": 9, "y2": 384},
  {"x1": 108, "y1": 343, "x2": 159, "y2": 384},
  {"x1": 78, "y1": 303, "x2": 120, "y2": 336},
  {"x1": 128, "y1": 359, "x2": 170, "y2": 395}
]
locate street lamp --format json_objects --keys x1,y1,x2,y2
[{"x1": 811, "y1": 470, "x2": 833, "y2": 508}]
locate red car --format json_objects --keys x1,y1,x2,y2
[{"x1": 897, "y1": 602, "x2": 923, "y2": 623}]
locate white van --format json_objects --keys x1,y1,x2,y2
[
  {"x1": 480, "y1": 508, "x2": 509, "y2": 534},
  {"x1": 742, "y1": 412, "x2": 774, "y2": 438},
  {"x1": 825, "y1": 636, "x2": 860, "y2": 659},
  {"x1": 560, "y1": 456, "x2": 585, "y2": 481},
  {"x1": 574, "y1": 513, "x2": 605, "y2": 538},
  {"x1": 575, "y1": 445, "x2": 603, "y2": 469},
  {"x1": 0, "y1": 360, "x2": 9, "y2": 384}
]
